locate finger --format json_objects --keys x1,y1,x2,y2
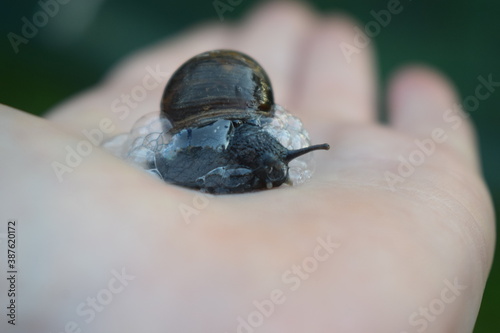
[
  {"x1": 293, "y1": 16, "x2": 377, "y2": 125},
  {"x1": 233, "y1": 1, "x2": 315, "y2": 105},
  {"x1": 388, "y1": 66, "x2": 479, "y2": 170},
  {"x1": 47, "y1": 24, "x2": 234, "y2": 136}
]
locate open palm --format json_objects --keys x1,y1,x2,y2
[{"x1": 0, "y1": 2, "x2": 494, "y2": 333}]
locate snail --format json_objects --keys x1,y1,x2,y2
[
  {"x1": 152, "y1": 49, "x2": 329, "y2": 194},
  {"x1": 102, "y1": 49, "x2": 330, "y2": 194}
]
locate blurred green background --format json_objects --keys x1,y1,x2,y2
[{"x1": 1, "y1": 0, "x2": 498, "y2": 331}]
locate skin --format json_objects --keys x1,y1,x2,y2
[{"x1": 0, "y1": 2, "x2": 495, "y2": 332}]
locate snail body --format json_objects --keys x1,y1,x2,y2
[{"x1": 143, "y1": 50, "x2": 329, "y2": 194}]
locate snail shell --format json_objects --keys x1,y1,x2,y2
[
  {"x1": 161, "y1": 50, "x2": 274, "y2": 131},
  {"x1": 155, "y1": 49, "x2": 329, "y2": 194}
]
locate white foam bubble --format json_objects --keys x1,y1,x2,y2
[{"x1": 101, "y1": 105, "x2": 317, "y2": 186}]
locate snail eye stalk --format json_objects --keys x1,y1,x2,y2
[{"x1": 285, "y1": 144, "x2": 330, "y2": 163}]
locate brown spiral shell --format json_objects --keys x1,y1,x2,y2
[{"x1": 160, "y1": 49, "x2": 274, "y2": 130}]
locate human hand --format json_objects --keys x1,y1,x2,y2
[{"x1": 0, "y1": 2, "x2": 494, "y2": 332}]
